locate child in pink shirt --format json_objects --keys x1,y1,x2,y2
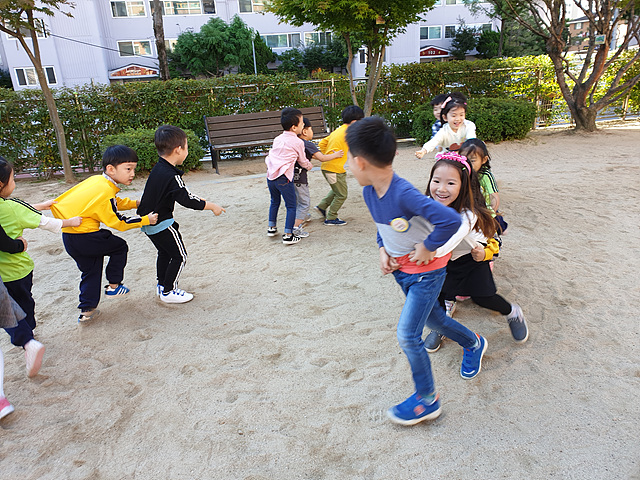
[{"x1": 265, "y1": 108, "x2": 313, "y2": 245}]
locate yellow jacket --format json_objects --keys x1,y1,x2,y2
[
  {"x1": 51, "y1": 174, "x2": 151, "y2": 234},
  {"x1": 318, "y1": 123, "x2": 349, "y2": 173}
]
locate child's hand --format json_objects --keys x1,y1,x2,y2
[
  {"x1": 409, "y1": 242, "x2": 435, "y2": 265},
  {"x1": 136, "y1": 199, "x2": 141, "y2": 207},
  {"x1": 332, "y1": 149, "x2": 344, "y2": 158},
  {"x1": 471, "y1": 244, "x2": 485, "y2": 262},
  {"x1": 148, "y1": 212, "x2": 159, "y2": 225},
  {"x1": 206, "y1": 202, "x2": 226, "y2": 216},
  {"x1": 415, "y1": 150, "x2": 425, "y2": 159},
  {"x1": 18, "y1": 236, "x2": 27, "y2": 252},
  {"x1": 33, "y1": 199, "x2": 56, "y2": 210},
  {"x1": 379, "y1": 247, "x2": 399, "y2": 275},
  {"x1": 68, "y1": 216, "x2": 83, "y2": 227}
]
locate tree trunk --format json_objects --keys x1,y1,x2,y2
[
  {"x1": 153, "y1": 0, "x2": 170, "y2": 81},
  {"x1": 498, "y1": 17, "x2": 505, "y2": 57},
  {"x1": 22, "y1": 12, "x2": 74, "y2": 183},
  {"x1": 570, "y1": 104, "x2": 598, "y2": 131},
  {"x1": 363, "y1": 45, "x2": 385, "y2": 117},
  {"x1": 343, "y1": 33, "x2": 358, "y2": 106}
]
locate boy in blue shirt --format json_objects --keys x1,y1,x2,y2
[{"x1": 346, "y1": 116, "x2": 488, "y2": 426}]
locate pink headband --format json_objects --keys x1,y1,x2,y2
[
  {"x1": 440, "y1": 96, "x2": 452, "y2": 109},
  {"x1": 435, "y1": 151, "x2": 471, "y2": 174}
]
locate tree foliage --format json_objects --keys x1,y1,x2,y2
[
  {"x1": 450, "y1": 24, "x2": 478, "y2": 60},
  {"x1": 266, "y1": 0, "x2": 437, "y2": 116},
  {"x1": 476, "y1": 30, "x2": 500, "y2": 58},
  {"x1": 498, "y1": 0, "x2": 640, "y2": 131},
  {"x1": 278, "y1": 39, "x2": 348, "y2": 78},
  {"x1": 0, "y1": 0, "x2": 75, "y2": 182},
  {"x1": 169, "y1": 16, "x2": 274, "y2": 77}
]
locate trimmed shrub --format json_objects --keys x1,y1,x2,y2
[
  {"x1": 411, "y1": 97, "x2": 536, "y2": 145},
  {"x1": 101, "y1": 128, "x2": 204, "y2": 172}
]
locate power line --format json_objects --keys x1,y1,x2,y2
[{"x1": 46, "y1": 32, "x2": 160, "y2": 65}]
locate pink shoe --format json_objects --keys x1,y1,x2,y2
[
  {"x1": 456, "y1": 296, "x2": 471, "y2": 301},
  {"x1": 24, "y1": 339, "x2": 45, "y2": 377},
  {"x1": 0, "y1": 397, "x2": 14, "y2": 419}
]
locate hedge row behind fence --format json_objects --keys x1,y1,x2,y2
[{"x1": 1, "y1": 54, "x2": 639, "y2": 175}]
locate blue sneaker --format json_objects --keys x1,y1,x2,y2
[
  {"x1": 461, "y1": 334, "x2": 487, "y2": 379},
  {"x1": 387, "y1": 393, "x2": 442, "y2": 426},
  {"x1": 324, "y1": 218, "x2": 347, "y2": 226},
  {"x1": 104, "y1": 284, "x2": 130, "y2": 296},
  {"x1": 315, "y1": 206, "x2": 326, "y2": 218}
]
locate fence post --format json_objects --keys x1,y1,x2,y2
[
  {"x1": 533, "y1": 68, "x2": 542, "y2": 129},
  {"x1": 622, "y1": 92, "x2": 630, "y2": 121}
]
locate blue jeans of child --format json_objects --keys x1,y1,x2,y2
[
  {"x1": 268, "y1": 174, "x2": 296, "y2": 234},
  {"x1": 393, "y1": 268, "x2": 478, "y2": 397}
]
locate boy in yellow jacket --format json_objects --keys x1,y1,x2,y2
[
  {"x1": 315, "y1": 105, "x2": 364, "y2": 226},
  {"x1": 51, "y1": 146, "x2": 158, "y2": 322}
]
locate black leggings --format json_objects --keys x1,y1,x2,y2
[{"x1": 439, "y1": 293, "x2": 511, "y2": 316}]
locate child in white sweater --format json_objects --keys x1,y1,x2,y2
[{"x1": 416, "y1": 96, "x2": 476, "y2": 158}]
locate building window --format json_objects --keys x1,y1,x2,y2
[
  {"x1": 261, "y1": 33, "x2": 300, "y2": 48},
  {"x1": 15, "y1": 66, "x2": 57, "y2": 86},
  {"x1": 117, "y1": 40, "x2": 153, "y2": 56},
  {"x1": 4, "y1": 19, "x2": 47, "y2": 39},
  {"x1": 111, "y1": 0, "x2": 146, "y2": 17},
  {"x1": 574, "y1": 22, "x2": 582, "y2": 30},
  {"x1": 164, "y1": 38, "x2": 178, "y2": 51},
  {"x1": 239, "y1": 0, "x2": 269, "y2": 13},
  {"x1": 304, "y1": 31, "x2": 331, "y2": 46},
  {"x1": 444, "y1": 25, "x2": 457, "y2": 38},
  {"x1": 420, "y1": 26, "x2": 442, "y2": 40},
  {"x1": 358, "y1": 48, "x2": 386, "y2": 64},
  {"x1": 202, "y1": 0, "x2": 215, "y2": 13},
  {"x1": 150, "y1": 1, "x2": 205, "y2": 15},
  {"x1": 481, "y1": 23, "x2": 492, "y2": 32}
]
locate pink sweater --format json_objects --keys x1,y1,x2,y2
[{"x1": 265, "y1": 131, "x2": 313, "y2": 181}]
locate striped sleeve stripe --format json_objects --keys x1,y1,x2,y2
[{"x1": 10, "y1": 198, "x2": 42, "y2": 215}]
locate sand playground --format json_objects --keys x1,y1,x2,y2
[{"x1": 0, "y1": 125, "x2": 639, "y2": 479}]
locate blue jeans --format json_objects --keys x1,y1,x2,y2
[
  {"x1": 393, "y1": 268, "x2": 477, "y2": 396},
  {"x1": 267, "y1": 175, "x2": 296, "y2": 234}
]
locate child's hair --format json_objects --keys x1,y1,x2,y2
[
  {"x1": 155, "y1": 125, "x2": 187, "y2": 157},
  {"x1": 0, "y1": 156, "x2": 13, "y2": 188},
  {"x1": 341, "y1": 105, "x2": 365, "y2": 124},
  {"x1": 302, "y1": 117, "x2": 312, "y2": 129},
  {"x1": 459, "y1": 138, "x2": 491, "y2": 173},
  {"x1": 280, "y1": 107, "x2": 303, "y2": 130},
  {"x1": 345, "y1": 116, "x2": 396, "y2": 168},
  {"x1": 102, "y1": 145, "x2": 139, "y2": 171},
  {"x1": 430, "y1": 94, "x2": 448, "y2": 107},
  {"x1": 427, "y1": 153, "x2": 496, "y2": 238},
  {"x1": 440, "y1": 99, "x2": 467, "y2": 123}
]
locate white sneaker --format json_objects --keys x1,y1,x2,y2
[
  {"x1": 156, "y1": 284, "x2": 164, "y2": 297},
  {"x1": 160, "y1": 288, "x2": 194, "y2": 304},
  {"x1": 24, "y1": 339, "x2": 45, "y2": 377},
  {"x1": 292, "y1": 226, "x2": 310, "y2": 238},
  {"x1": 0, "y1": 397, "x2": 14, "y2": 419},
  {"x1": 444, "y1": 300, "x2": 456, "y2": 317}
]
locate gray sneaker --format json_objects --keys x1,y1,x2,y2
[
  {"x1": 425, "y1": 330, "x2": 444, "y2": 353},
  {"x1": 444, "y1": 299, "x2": 456, "y2": 317},
  {"x1": 292, "y1": 226, "x2": 309, "y2": 238},
  {"x1": 507, "y1": 303, "x2": 529, "y2": 343}
]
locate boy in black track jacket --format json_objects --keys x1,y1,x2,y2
[{"x1": 137, "y1": 125, "x2": 225, "y2": 304}]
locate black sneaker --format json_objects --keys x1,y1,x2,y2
[
  {"x1": 282, "y1": 233, "x2": 301, "y2": 245},
  {"x1": 324, "y1": 218, "x2": 347, "y2": 226},
  {"x1": 267, "y1": 226, "x2": 278, "y2": 237},
  {"x1": 507, "y1": 304, "x2": 529, "y2": 343},
  {"x1": 425, "y1": 331, "x2": 444, "y2": 353}
]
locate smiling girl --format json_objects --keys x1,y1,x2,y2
[{"x1": 415, "y1": 95, "x2": 476, "y2": 159}]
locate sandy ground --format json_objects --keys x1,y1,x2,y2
[{"x1": 0, "y1": 125, "x2": 639, "y2": 480}]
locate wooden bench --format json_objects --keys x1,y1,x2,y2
[{"x1": 203, "y1": 106, "x2": 329, "y2": 173}]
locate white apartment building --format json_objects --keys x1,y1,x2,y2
[{"x1": 0, "y1": 0, "x2": 497, "y2": 90}]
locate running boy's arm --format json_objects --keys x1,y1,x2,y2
[
  {"x1": 415, "y1": 128, "x2": 446, "y2": 158},
  {"x1": 166, "y1": 178, "x2": 225, "y2": 216},
  {"x1": 312, "y1": 150, "x2": 344, "y2": 162},
  {"x1": 96, "y1": 197, "x2": 156, "y2": 231},
  {"x1": 203, "y1": 201, "x2": 225, "y2": 216}
]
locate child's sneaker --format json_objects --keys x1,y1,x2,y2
[
  {"x1": 156, "y1": 284, "x2": 164, "y2": 297},
  {"x1": 282, "y1": 233, "x2": 301, "y2": 245},
  {"x1": 456, "y1": 296, "x2": 470, "y2": 301},
  {"x1": 425, "y1": 331, "x2": 444, "y2": 353},
  {"x1": 267, "y1": 226, "x2": 278, "y2": 237},
  {"x1": 0, "y1": 397, "x2": 14, "y2": 420},
  {"x1": 104, "y1": 284, "x2": 130, "y2": 296},
  {"x1": 324, "y1": 218, "x2": 347, "y2": 226},
  {"x1": 507, "y1": 303, "x2": 529, "y2": 343},
  {"x1": 292, "y1": 226, "x2": 309, "y2": 238},
  {"x1": 460, "y1": 334, "x2": 487, "y2": 380},
  {"x1": 160, "y1": 288, "x2": 194, "y2": 304},
  {"x1": 315, "y1": 206, "x2": 326, "y2": 218},
  {"x1": 387, "y1": 392, "x2": 442, "y2": 426},
  {"x1": 24, "y1": 339, "x2": 45, "y2": 377},
  {"x1": 444, "y1": 299, "x2": 456, "y2": 317},
  {"x1": 78, "y1": 309, "x2": 100, "y2": 324}
]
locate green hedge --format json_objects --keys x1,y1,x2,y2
[
  {"x1": 411, "y1": 97, "x2": 537, "y2": 144},
  {"x1": 101, "y1": 128, "x2": 204, "y2": 172}
]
